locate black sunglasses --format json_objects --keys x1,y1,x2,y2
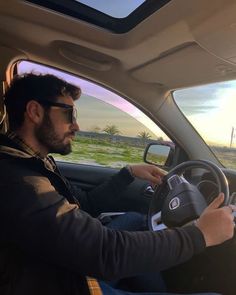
[{"x1": 38, "y1": 100, "x2": 78, "y2": 124}]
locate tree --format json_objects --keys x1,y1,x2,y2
[
  {"x1": 103, "y1": 125, "x2": 120, "y2": 136},
  {"x1": 138, "y1": 131, "x2": 152, "y2": 140},
  {"x1": 90, "y1": 125, "x2": 101, "y2": 133}
]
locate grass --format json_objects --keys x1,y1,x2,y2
[
  {"x1": 54, "y1": 136, "x2": 144, "y2": 168},
  {"x1": 53, "y1": 135, "x2": 236, "y2": 170},
  {"x1": 212, "y1": 148, "x2": 236, "y2": 169}
]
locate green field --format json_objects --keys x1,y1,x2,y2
[
  {"x1": 212, "y1": 147, "x2": 236, "y2": 169},
  {"x1": 54, "y1": 136, "x2": 144, "y2": 168},
  {"x1": 53, "y1": 136, "x2": 236, "y2": 170}
]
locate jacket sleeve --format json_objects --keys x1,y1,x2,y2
[
  {"x1": 1, "y1": 174, "x2": 206, "y2": 281},
  {"x1": 71, "y1": 167, "x2": 135, "y2": 216}
]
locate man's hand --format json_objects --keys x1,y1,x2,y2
[
  {"x1": 196, "y1": 193, "x2": 236, "y2": 247},
  {"x1": 129, "y1": 164, "x2": 167, "y2": 186}
]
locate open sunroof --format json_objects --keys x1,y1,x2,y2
[
  {"x1": 77, "y1": 0, "x2": 146, "y2": 19},
  {"x1": 25, "y1": 0, "x2": 172, "y2": 33}
]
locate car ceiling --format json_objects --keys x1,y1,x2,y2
[
  {"x1": 1, "y1": 0, "x2": 236, "y2": 112},
  {"x1": 1, "y1": 0, "x2": 236, "y2": 81},
  {"x1": 1, "y1": 0, "x2": 236, "y2": 163}
]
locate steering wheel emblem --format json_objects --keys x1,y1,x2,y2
[{"x1": 169, "y1": 197, "x2": 180, "y2": 210}]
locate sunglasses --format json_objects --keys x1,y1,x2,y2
[{"x1": 38, "y1": 100, "x2": 78, "y2": 124}]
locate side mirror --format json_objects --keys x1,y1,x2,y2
[{"x1": 143, "y1": 142, "x2": 174, "y2": 167}]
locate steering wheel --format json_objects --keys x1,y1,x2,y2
[{"x1": 148, "y1": 160, "x2": 229, "y2": 230}]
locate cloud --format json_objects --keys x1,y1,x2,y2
[
  {"x1": 179, "y1": 106, "x2": 218, "y2": 115},
  {"x1": 174, "y1": 81, "x2": 236, "y2": 115}
]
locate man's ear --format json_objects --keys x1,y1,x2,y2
[{"x1": 25, "y1": 100, "x2": 44, "y2": 124}]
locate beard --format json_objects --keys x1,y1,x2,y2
[{"x1": 35, "y1": 112, "x2": 73, "y2": 155}]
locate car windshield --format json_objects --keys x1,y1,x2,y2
[{"x1": 173, "y1": 80, "x2": 236, "y2": 169}]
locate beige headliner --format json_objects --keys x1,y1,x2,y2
[
  {"x1": 1, "y1": 0, "x2": 236, "y2": 88},
  {"x1": 1, "y1": 0, "x2": 236, "y2": 163}
]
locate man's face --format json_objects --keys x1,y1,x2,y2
[{"x1": 35, "y1": 96, "x2": 79, "y2": 155}]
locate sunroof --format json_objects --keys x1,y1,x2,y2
[
  {"x1": 25, "y1": 0, "x2": 172, "y2": 33},
  {"x1": 77, "y1": 0, "x2": 146, "y2": 18}
]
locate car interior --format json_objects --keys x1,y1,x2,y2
[{"x1": 1, "y1": 0, "x2": 236, "y2": 294}]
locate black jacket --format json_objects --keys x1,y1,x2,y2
[{"x1": 0, "y1": 134, "x2": 206, "y2": 295}]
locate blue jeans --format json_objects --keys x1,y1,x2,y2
[
  {"x1": 104, "y1": 211, "x2": 147, "y2": 231},
  {"x1": 100, "y1": 212, "x2": 221, "y2": 295}
]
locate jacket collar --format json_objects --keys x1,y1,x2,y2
[
  {"x1": 6, "y1": 131, "x2": 41, "y2": 158},
  {"x1": 0, "y1": 132, "x2": 56, "y2": 171}
]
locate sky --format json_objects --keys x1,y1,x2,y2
[
  {"x1": 78, "y1": 94, "x2": 158, "y2": 137},
  {"x1": 77, "y1": 0, "x2": 145, "y2": 18},
  {"x1": 174, "y1": 81, "x2": 236, "y2": 147}
]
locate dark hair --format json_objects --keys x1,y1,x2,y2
[{"x1": 4, "y1": 73, "x2": 81, "y2": 130}]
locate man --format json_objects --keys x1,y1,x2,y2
[{"x1": 0, "y1": 73, "x2": 234, "y2": 295}]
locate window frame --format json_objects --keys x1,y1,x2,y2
[{"x1": 13, "y1": 59, "x2": 177, "y2": 168}]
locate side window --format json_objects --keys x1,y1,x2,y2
[{"x1": 17, "y1": 61, "x2": 173, "y2": 168}]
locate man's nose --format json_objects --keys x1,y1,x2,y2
[{"x1": 72, "y1": 121, "x2": 80, "y2": 132}]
